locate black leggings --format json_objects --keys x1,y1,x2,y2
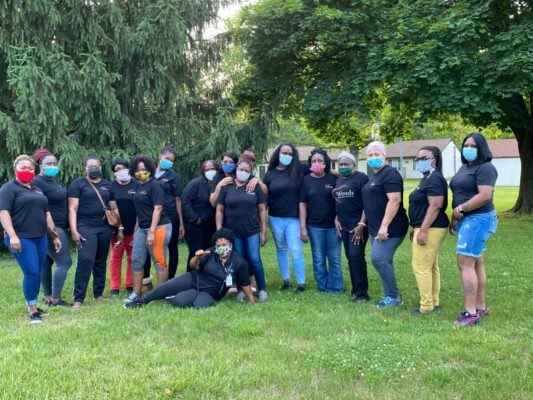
[
  {"x1": 184, "y1": 221, "x2": 215, "y2": 271},
  {"x1": 143, "y1": 272, "x2": 216, "y2": 309}
]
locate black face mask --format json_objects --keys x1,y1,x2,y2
[{"x1": 87, "y1": 167, "x2": 102, "y2": 179}]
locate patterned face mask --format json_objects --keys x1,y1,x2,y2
[{"x1": 214, "y1": 245, "x2": 232, "y2": 257}]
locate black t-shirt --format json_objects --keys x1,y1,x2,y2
[
  {"x1": 195, "y1": 250, "x2": 250, "y2": 300},
  {"x1": 408, "y1": 170, "x2": 450, "y2": 228},
  {"x1": 449, "y1": 162, "x2": 498, "y2": 215},
  {"x1": 67, "y1": 178, "x2": 115, "y2": 229},
  {"x1": 132, "y1": 179, "x2": 170, "y2": 229},
  {"x1": 299, "y1": 173, "x2": 337, "y2": 228},
  {"x1": 333, "y1": 172, "x2": 369, "y2": 231},
  {"x1": 33, "y1": 174, "x2": 68, "y2": 229},
  {"x1": 218, "y1": 183, "x2": 266, "y2": 237},
  {"x1": 111, "y1": 180, "x2": 140, "y2": 234},
  {"x1": 155, "y1": 170, "x2": 182, "y2": 218},
  {"x1": 182, "y1": 176, "x2": 215, "y2": 224},
  {"x1": 0, "y1": 180, "x2": 49, "y2": 238},
  {"x1": 362, "y1": 165, "x2": 409, "y2": 237},
  {"x1": 263, "y1": 169, "x2": 301, "y2": 218}
]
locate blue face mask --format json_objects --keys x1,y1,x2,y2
[
  {"x1": 160, "y1": 159, "x2": 173, "y2": 170},
  {"x1": 415, "y1": 159, "x2": 432, "y2": 174},
  {"x1": 463, "y1": 147, "x2": 478, "y2": 162},
  {"x1": 43, "y1": 166, "x2": 59, "y2": 178},
  {"x1": 367, "y1": 157, "x2": 383, "y2": 169},
  {"x1": 221, "y1": 163, "x2": 236, "y2": 174},
  {"x1": 279, "y1": 154, "x2": 293, "y2": 166}
]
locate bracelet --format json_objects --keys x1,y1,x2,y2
[
  {"x1": 357, "y1": 222, "x2": 367, "y2": 227},
  {"x1": 118, "y1": 226, "x2": 124, "y2": 230}
]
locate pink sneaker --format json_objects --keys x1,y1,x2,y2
[
  {"x1": 455, "y1": 310, "x2": 480, "y2": 327},
  {"x1": 477, "y1": 307, "x2": 489, "y2": 317}
]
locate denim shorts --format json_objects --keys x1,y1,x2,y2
[{"x1": 456, "y1": 210, "x2": 498, "y2": 258}]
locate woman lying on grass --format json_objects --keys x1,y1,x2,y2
[{"x1": 123, "y1": 228, "x2": 255, "y2": 309}]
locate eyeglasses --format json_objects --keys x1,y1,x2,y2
[{"x1": 414, "y1": 156, "x2": 433, "y2": 162}]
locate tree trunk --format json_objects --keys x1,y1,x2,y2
[{"x1": 509, "y1": 125, "x2": 533, "y2": 214}]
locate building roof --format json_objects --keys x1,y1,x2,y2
[
  {"x1": 359, "y1": 139, "x2": 453, "y2": 159},
  {"x1": 487, "y1": 139, "x2": 519, "y2": 158},
  {"x1": 264, "y1": 146, "x2": 347, "y2": 162}
]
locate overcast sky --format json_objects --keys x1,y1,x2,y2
[{"x1": 205, "y1": 0, "x2": 257, "y2": 38}]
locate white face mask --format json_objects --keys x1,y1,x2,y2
[
  {"x1": 236, "y1": 170, "x2": 250, "y2": 182},
  {"x1": 204, "y1": 170, "x2": 217, "y2": 181},
  {"x1": 114, "y1": 169, "x2": 130, "y2": 181}
]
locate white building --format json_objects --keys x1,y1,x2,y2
[
  {"x1": 487, "y1": 139, "x2": 520, "y2": 186},
  {"x1": 358, "y1": 139, "x2": 462, "y2": 179}
]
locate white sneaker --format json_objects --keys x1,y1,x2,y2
[
  {"x1": 235, "y1": 291, "x2": 245, "y2": 302},
  {"x1": 123, "y1": 292, "x2": 139, "y2": 303},
  {"x1": 259, "y1": 290, "x2": 268, "y2": 302}
]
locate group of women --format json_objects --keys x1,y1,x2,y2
[{"x1": 0, "y1": 133, "x2": 498, "y2": 327}]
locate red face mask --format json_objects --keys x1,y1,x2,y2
[
  {"x1": 310, "y1": 163, "x2": 326, "y2": 174},
  {"x1": 16, "y1": 170, "x2": 35, "y2": 184}
]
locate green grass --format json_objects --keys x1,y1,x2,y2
[{"x1": 0, "y1": 187, "x2": 530, "y2": 399}]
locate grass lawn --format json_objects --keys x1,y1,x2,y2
[{"x1": 0, "y1": 186, "x2": 530, "y2": 399}]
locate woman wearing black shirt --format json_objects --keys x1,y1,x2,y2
[
  {"x1": 449, "y1": 133, "x2": 498, "y2": 327},
  {"x1": 216, "y1": 155, "x2": 268, "y2": 301},
  {"x1": 0, "y1": 155, "x2": 61, "y2": 323},
  {"x1": 299, "y1": 148, "x2": 343, "y2": 294},
  {"x1": 361, "y1": 141, "x2": 409, "y2": 308},
  {"x1": 125, "y1": 155, "x2": 172, "y2": 304},
  {"x1": 182, "y1": 160, "x2": 219, "y2": 268},
  {"x1": 154, "y1": 146, "x2": 185, "y2": 279},
  {"x1": 124, "y1": 228, "x2": 255, "y2": 308},
  {"x1": 109, "y1": 158, "x2": 140, "y2": 296},
  {"x1": 33, "y1": 148, "x2": 72, "y2": 307},
  {"x1": 408, "y1": 147, "x2": 449, "y2": 315},
  {"x1": 263, "y1": 142, "x2": 306, "y2": 292},
  {"x1": 68, "y1": 154, "x2": 123, "y2": 309},
  {"x1": 332, "y1": 151, "x2": 370, "y2": 301}
]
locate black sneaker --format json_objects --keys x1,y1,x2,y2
[
  {"x1": 295, "y1": 284, "x2": 306, "y2": 294},
  {"x1": 126, "y1": 287, "x2": 134, "y2": 294},
  {"x1": 280, "y1": 280, "x2": 292, "y2": 291},
  {"x1": 351, "y1": 293, "x2": 371, "y2": 302},
  {"x1": 28, "y1": 312, "x2": 42, "y2": 324},
  {"x1": 123, "y1": 297, "x2": 145, "y2": 309},
  {"x1": 48, "y1": 299, "x2": 71, "y2": 307},
  {"x1": 35, "y1": 307, "x2": 49, "y2": 316},
  {"x1": 110, "y1": 289, "x2": 120, "y2": 296}
]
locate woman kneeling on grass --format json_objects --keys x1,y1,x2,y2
[
  {"x1": 124, "y1": 228, "x2": 255, "y2": 309},
  {"x1": 449, "y1": 133, "x2": 498, "y2": 327},
  {"x1": 0, "y1": 155, "x2": 62, "y2": 323}
]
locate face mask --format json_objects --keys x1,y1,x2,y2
[
  {"x1": 279, "y1": 154, "x2": 293, "y2": 166},
  {"x1": 87, "y1": 167, "x2": 102, "y2": 179},
  {"x1": 204, "y1": 170, "x2": 217, "y2": 181},
  {"x1": 236, "y1": 170, "x2": 250, "y2": 182},
  {"x1": 135, "y1": 171, "x2": 151, "y2": 182},
  {"x1": 160, "y1": 159, "x2": 173, "y2": 170},
  {"x1": 367, "y1": 157, "x2": 383, "y2": 169},
  {"x1": 16, "y1": 170, "x2": 35, "y2": 184},
  {"x1": 310, "y1": 164, "x2": 326, "y2": 174},
  {"x1": 338, "y1": 167, "x2": 352, "y2": 177},
  {"x1": 463, "y1": 147, "x2": 478, "y2": 162},
  {"x1": 221, "y1": 163, "x2": 236, "y2": 174},
  {"x1": 115, "y1": 169, "x2": 130, "y2": 181},
  {"x1": 43, "y1": 166, "x2": 59, "y2": 178},
  {"x1": 214, "y1": 245, "x2": 232, "y2": 257},
  {"x1": 415, "y1": 159, "x2": 432, "y2": 174}
]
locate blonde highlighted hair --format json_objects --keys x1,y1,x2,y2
[{"x1": 13, "y1": 155, "x2": 35, "y2": 168}]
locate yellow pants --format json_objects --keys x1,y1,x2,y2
[{"x1": 411, "y1": 228, "x2": 447, "y2": 311}]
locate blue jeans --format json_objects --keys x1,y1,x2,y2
[
  {"x1": 233, "y1": 233, "x2": 266, "y2": 290},
  {"x1": 307, "y1": 226, "x2": 343, "y2": 293},
  {"x1": 268, "y1": 216, "x2": 306, "y2": 285},
  {"x1": 369, "y1": 235, "x2": 405, "y2": 298},
  {"x1": 5, "y1": 234, "x2": 48, "y2": 306}
]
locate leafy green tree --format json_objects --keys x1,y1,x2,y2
[
  {"x1": 0, "y1": 0, "x2": 268, "y2": 184},
  {"x1": 234, "y1": 0, "x2": 532, "y2": 213}
]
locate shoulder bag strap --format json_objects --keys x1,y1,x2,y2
[{"x1": 85, "y1": 177, "x2": 108, "y2": 211}]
